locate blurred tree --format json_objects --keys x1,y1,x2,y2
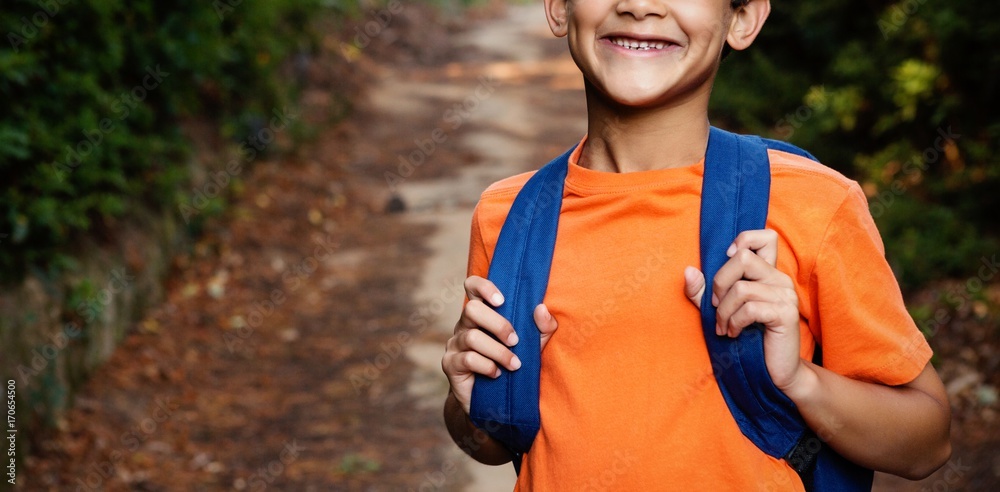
[
  {"x1": 0, "y1": 0, "x2": 322, "y2": 284},
  {"x1": 712, "y1": 0, "x2": 1000, "y2": 290}
]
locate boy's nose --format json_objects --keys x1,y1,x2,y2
[{"x1": 616, "y1": 0, "x2": 669, "y2": 20}]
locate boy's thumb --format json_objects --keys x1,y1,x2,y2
[
  {"x1": 534, "y1": 304, "x2": 558, "y2": 349},
  {"x1": 534, "y1": 304, "x2": 557, "y2": 332},
  {"x1": 683, "y1": 266, "x2": 706, "y2": 308}
]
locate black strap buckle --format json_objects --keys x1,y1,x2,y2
[{"x1": 785, "y1": 430, "x2": 823, "y2": 491}]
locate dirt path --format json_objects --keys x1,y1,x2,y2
[{"x1": 363, "y1": 3, "x2": 585, "y2": 490}]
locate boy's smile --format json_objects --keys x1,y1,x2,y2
[
  {"x1": 604, "y1": 34, "x2": 681, "y2": 53},
  {"x1": 545, "y1": 0, "x2": 738, "y2": 108}
]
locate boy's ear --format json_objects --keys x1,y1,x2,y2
[
  {"x1": 543, "y1": 0, "x2": 570, "y2": 38},
  {"x1": 726, "y1": 0, "x2": 771, "y2": 51}
]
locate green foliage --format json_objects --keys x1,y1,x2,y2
[
  {"x1": 712, "y1": 0, "x2": 1000, "y2": 289},
  {"x1": 0, "y1": 0, "x2": 323, "y2": 284},
  {"x1": 339, "y1": 453, "x2": 381, "y2": 474},
  {"x1": 875, "y1": 197, "x2": 996, "y2": 291}
]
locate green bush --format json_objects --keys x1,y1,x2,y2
[
  {"x1": 0, "y1": 0, "x2": 322, "y2": 284},
  {"x1": 873, "y1": 196, "x2": 996, "y2": 291}
]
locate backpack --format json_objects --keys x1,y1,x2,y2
[{"x1": 469, "y1": 126, "x2": 874, "y2": 491}]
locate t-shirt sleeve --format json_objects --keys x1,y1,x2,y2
[
  {"x1": 809, "y1": 183, "x2": 932, "y2": 386},
  {"x1": 464, "y1": 202, "x2": 491, "y2": 307}
]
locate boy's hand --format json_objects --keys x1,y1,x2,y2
[
  {"x1": 441, "y1": 275, "x2": 559, "y2": 415},
  {"x1": 682, "y1": 229, "x2": 804, "y2": 391}
]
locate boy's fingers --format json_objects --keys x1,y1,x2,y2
[
  {"x1": 725, "y1": 301, "x2": 784, "y2": 337},
  {"x1": 729, "y1": 229, "x2": 779, "y2": 266},
  {"x1": 445, "y1": 350, "x2": 502, "y2": 379},
  {"x1": 457, "y1": 329, "x2": 521, "y2": 372},
  {"x1": 712, "y1": 249, "x2": 785, "y2": 306},
  {"x1": 464, "y1": 276, "x2": 505, "y2": 307},
  {"x1": 683, "y1": 266, "x2": 706, "y2": 307},
  {"x1": 458, "y1": 300, "x2": 519, "y2": 346},
  {"x1": 715, "y1": 281, "x2": 791, "y2": 335}
]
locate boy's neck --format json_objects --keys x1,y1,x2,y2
[{"x1": 580, "y1": 84, "x2": 712, "y2": 174}]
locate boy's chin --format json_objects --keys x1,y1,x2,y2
[{"x1": 595, "y1": 86, "x2": 675, "y2": 110}]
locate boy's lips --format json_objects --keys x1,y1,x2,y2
[{"x1": 601, "y1": 33, "x2": 681, "y2": 52}]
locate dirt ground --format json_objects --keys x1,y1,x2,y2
[{"x1": 18, "y1": 1, "x2": 998, "y2": 491}]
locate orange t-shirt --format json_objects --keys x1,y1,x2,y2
[{"x1": 465, "y1": 137, "x2": 932, "y2": 491}]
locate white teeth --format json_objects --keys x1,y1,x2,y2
[{"x1": 611, "y1": 37, "x2": 669, "y2": 51}]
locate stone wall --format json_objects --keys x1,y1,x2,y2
[{"x1": 0, "y1": 205, "x2": 187, "y2": 445}]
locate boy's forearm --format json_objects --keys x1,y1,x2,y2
[
  {"x1": 783, "y1": 361, "x2": 951, "y2": 479},
  {"x1": 443, "y1": 391, "x2": 515, "y2": 465}
]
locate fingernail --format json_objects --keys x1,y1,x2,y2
[
  {"x1": 493, "y1": 368, "x2": 502, "y2": 378},
  {"x1": 511, "y1": 355, "x2": 522, "y2": 370},
  {"x1": 507, "y1": 332, "x2": 519, "y2": 346},
  {"x1": 726, "y1": 244, "x2": 736, "y2": 257},
  {"x1": 715, "y1": 323, "x2": 723, "y2": 336},
  {"x1": 712, "y1": 293, "x2": 719, "y2": 307},
  {"x1": 491, "y1": 292, "x2": 505, "y2": 306}
]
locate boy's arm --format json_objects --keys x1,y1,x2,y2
[
  {"x1": 783, "y1": 357, "x2": 950, "y2": 479},
  {"x1": 685, "y1": 229, "x2": 951, "y2": 479},
  {"x1": 443, "y1": 390, "x2": 515, "y2": 465}
]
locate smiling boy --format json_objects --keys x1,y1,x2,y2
[{"x1": 441, "y1": 0, "x2": 952, "y2": 490}]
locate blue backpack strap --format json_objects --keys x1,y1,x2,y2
[
  {"x1": 468, "y1": 146, "x2": 573, "y2": 462},
  {"x1": 699, "y1": 127, "x2": 806, "y2": 455},
  {"x1": 702, "y1": 127, "x2": 873, "y2": 491}
]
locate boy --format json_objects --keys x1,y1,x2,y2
[{"x1": 441, "y1": 0, "x2": 952, "y2": 489}]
